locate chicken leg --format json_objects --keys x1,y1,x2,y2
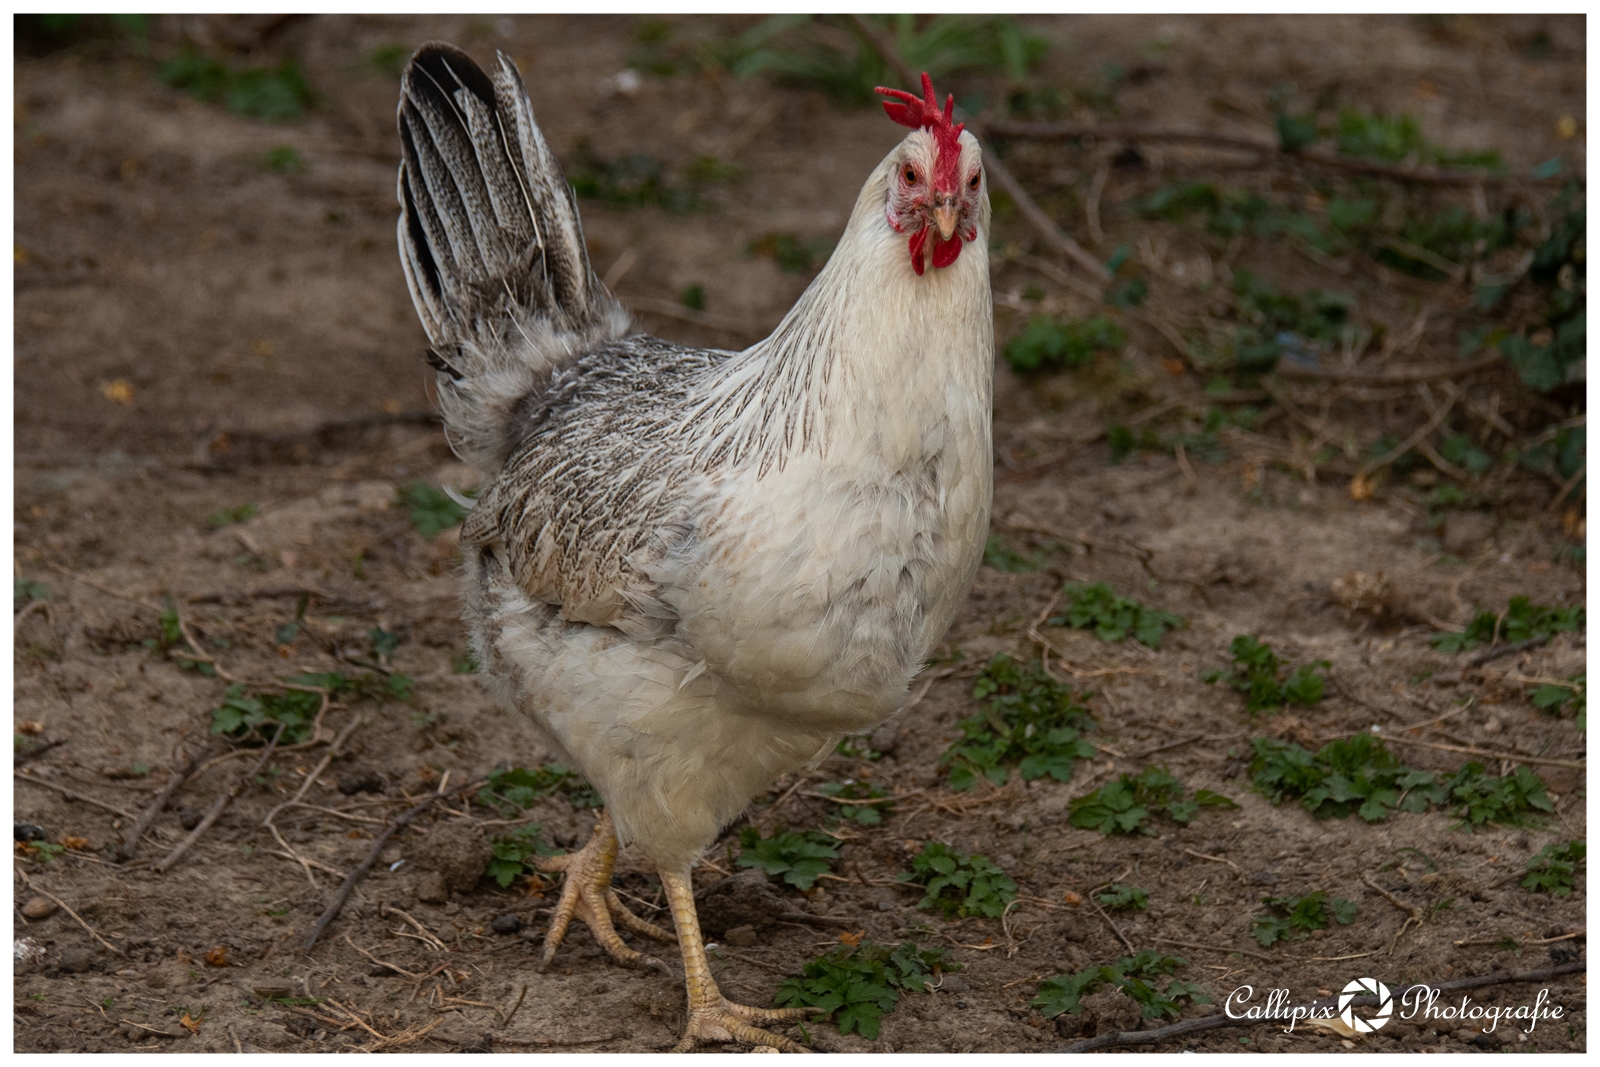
[
  {"x1": 533, "y1": 810, "x2": 674, "y2": 975},
  {"x1": 660, "y1": 868, "x2": 813, "y2": 1053}
]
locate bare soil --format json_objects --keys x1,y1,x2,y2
[{"x1": 13, "y1": 14, "x2": 1585, "y2": 1054}]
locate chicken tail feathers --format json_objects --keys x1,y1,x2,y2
[{"x1": 397, "y1": 43, "x2": 628, "y2": 471}]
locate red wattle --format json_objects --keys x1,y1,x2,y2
[
  {"x1": 907, "y1": 229, "x2": 928, "y2": 276},
  {"x1": 931, "y1": 233, "x2": 962, "y2": 269}
]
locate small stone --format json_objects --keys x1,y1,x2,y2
[
  {"x1": 178, "y1": 807, "x2": 205, "y2": 830},
  {"x1": 59, "y1": 947, "x2": 94, "y2": 973},
  {"x1": 723, "y1": 924, "x2": 757, "y2": 947},
  {"x1": 338, "y1": 773, "x2": 385, "y2": 796},
  {"x1": 868, "y1": 723, "x2": 900, "y2": 756},
  {"x1": 416, "y1": 870, "x2": 449, "y2": 904},
  {"x1": 941, "y1": 976, "x2": 971, "y2": 994},
  {"x1": 14, "y1": 822, "x2": 49, "y2": 843},
  {"x1": 21, "y1": 896, "x2": 58, "y2": 920},
  {"x1": 491, "y1": 913, "x2": 523, "y2": 935}
]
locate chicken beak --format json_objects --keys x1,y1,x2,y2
[{"x1": 933, "y1": 198, "x2": 959, "y2": 242}]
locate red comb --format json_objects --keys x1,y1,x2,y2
[{"x1": 876, "y1": 72, "x2": 965, "y2": 191}]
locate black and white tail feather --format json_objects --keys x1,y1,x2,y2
[{"x1": 397, "y1": 43, "x2": 629, "y2": 473}]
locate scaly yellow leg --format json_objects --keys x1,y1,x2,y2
[
  {"x1": 533, "y1": 810, "x2": 674, "y2": 975},
  {"x1": 660, "y1": 868, "x2": 812, "y2": 1053}
]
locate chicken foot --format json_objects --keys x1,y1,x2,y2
[
  {"x1": 660, "y1": 868, "x2": 813, "y2": 1053},
  {"x1": 533, "y1": 809, "x2": 674, "y2": 975}
]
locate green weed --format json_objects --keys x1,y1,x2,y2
[
  {"x1": 1095, "y1": 883, "x2": 1150, "y2": 911},
  {"x1": 941, "y1": 654, "x2": 1097, "y2": 792},
  {"x1": 205, "y1": 503, "x2": 258, "y2": 529},
  {"x1": 1050, "y1": 582, "x2": 1183, "y2": 649},
  {"x1": 158, "y1": 51, "x2": 313, "y2": 120},
  {"x1": 725, "y1": 15, "x2": 1047, "y2": 106},
  {"x1": 1202, "y1": 635, "x2": 1328, "y2": 714},
  {"x1": 816, "y1": 780, "x2": 894, "y2": 826},
  {"x1": 1068, "y1": 767, "x2": 1237, "y2": 836},
  {"x1": 1431, "y1": 597, "x2": 1584, "y2": 653},
  {"x1": 981, "y1": 535, "x2": 1044, "y2": 573},
  {"x1": 262, "y1": 146, "x2": 304, "y2": 173},
  {"x1": 1530, "y1": 674, "x2": 1584, "y2": 732},
  {"x1": 1032, "y1": 951, "x2": 1209, "y2": 1020},
  {"x1": 477, "y1": 764, "x2": 601, "y2": 814},
  {"x1": 737, "y1": 828, "x2": 840, "y2": 891},
  {"x1": 1521, "y1": 840, "x2": 1584, "y2": 897},
  {"x1": 898, "y1": 841, "x2": 1016, "y2": 919},
  {"x1": 398, "y1": 480, "x2": 470, "y2": 539},
  {"x1": 1250, "y1": 891, "x2": 1358, "y2": 947},
  {"x1": 367, "y1": 44, "x2": 410, "y2": 78},
  {"x1": 484, "y1": 823, "x2": 561, "y2": 887},
  {"x1": 774, "y1": 940, "x2": 958, "y2": 1041},
  {"x1": 14, "y1": 578, "x2": 50, "y2": 611},
  {"x1": 747, "y1": 231, "x2": 835, "y2": 274},
  {"x1": 1003, "y1": 315, "x2": 1125, "y2": 372},
  {"x1": 1248, "y1": 735, "x2": 1554, "y2": 828},
  {"x1": 211, "y1": 671, "x2": 409, "y2": 744}
]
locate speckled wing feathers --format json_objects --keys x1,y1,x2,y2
[{"x1": 465, "y1": 338, "x2": 730, "y2": 636}]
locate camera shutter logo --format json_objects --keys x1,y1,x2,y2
[{"x1": 1339, "y1": 978, "x2": 1394, "y2": 1032}]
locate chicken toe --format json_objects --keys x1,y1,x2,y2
[
  {"x1": 533, "y1": 810, "x2": 674, "y2": 975},
  {"x1": 661, "y1": 869, "x2": 812, "y2": 1053}
]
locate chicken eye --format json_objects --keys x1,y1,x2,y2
[
  {"x1": 968, "y1": 171, "x2": 980, "y2": 190},
  {"x1": 903, "y1": 166, "x2": 918, "y2": 185}
]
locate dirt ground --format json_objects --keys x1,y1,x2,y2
[{"x1": 12, "y1": 14, "x2": 1586, "y2": 1054}]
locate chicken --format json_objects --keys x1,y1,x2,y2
[{"x1": 396, "y1": 44, "x2": 992, "y2": 1051}]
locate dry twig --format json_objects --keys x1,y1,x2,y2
[
  {"x1": 154, "y1": 733, "x2": 279, "y2": 874},
  {"x1": 16, "y1": 774, "x2": 137, "y2": 819},
  {"x1": 302, "y1": 787, "x2": 458, "y2": 951},
  {"x1": 115, "y1": 738, "x2": 220, "y2": 864}
]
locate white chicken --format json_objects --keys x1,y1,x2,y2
[{"x1": 396, "y1": 44, "x2": 992, "y2": 1051}]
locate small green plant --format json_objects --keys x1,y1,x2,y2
[
  {"x1": 1530, "y1": 674, "x2": 1585, "y2": 732},
  {"x1": 368, "y1": 626, "x2": 400, "y2": 661},
  {"x1": 24, "y1": 842, "x2": 67, "y2": 864},
  {"x1": 398, "y1": 480, "x2": 470, "y2": 538},
  {"x1": 262, "y1": 146, "x2": 304, "y2": 173},
  {"x1": 1202, "y1": 635, "x2": 1328, "y2": 714},
  {"x1": 158, "y1": 51, "x2": 314, "y2": 120},
  {"x1": 981, "y1": 535, "x2": 1043, "y2": 573},
  {"x1": 1068, "y1": 767, "x2": 1237, "y2": 836},
  {"x1": 1249, "y1": 735, "x2": 1429, "y2": 822},
  {"x1": 736, "y1": 828, "x2": 840, "y2": 891},
  {"x1": 205, "y1": 503, "x2": 258, "y2": 529},
  {"x1": 484, "y1": 823, "x2": 561, "y2": 888},
  {"x1": 898, "y1": 841, "x2": 1016, "y2": 919},
  {"x1": 774, "y1": 940, "x2": 958, "y2": 1041},
  {"x1": 1250, "y1": 891, "x2": 1358, "y2": 947},
  {"x1": 477, "y1": 764, "x2": 601, "y2": 814},
  {"x1": 1248, "y1": 735, "x2": 1554, "y2": 828},
  {"x1": 212, "y1": 672, "x2": 409, "y2": 744},
  {"x1": 816, "y1": 780, "x2": 894, "y2": 826},
  {"x1": 1095, "y1": 883, "x2": 1150, "y2": 911},
  {"x1": 367, "y1": 44, "x2": 410, "y2": 78},
  {"x1": 679, "y1": 284, "x2": 706, "y2": 311},
  {"x1": 1032, "y1": 951, "x2": 1209, "y2": 1020},
  {"x1": 747, "y1": 231, "x2": 835, "y2": 274},
  {"x1": 452, "y1": 646, "x2": 481, "y2": 675},
  {"x1": 1521, "y1": 840, "x2": 1585, "y2": 897},
  {"x1": 941, "y1": 654, "x2": 1097, "y2": 792},
  {"x1": 1050, "y1": 582, "x2": 1183, "y2": 649},
  {"x1": 1003, "y1": 314, "x2": 1126, "y2": 372},
  {"x1": 1432, "y1": 597, "x2": 1584, "y2": 653},
  {"x1": 833, "y1": 736, "x2": 881, "y2": 761},
  {"x1": 13, "y1": 577, "x2": 50, "y2": 611},
  {"x1": 725, "y1": 15, "x2": 1046, "y2": 106}
]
